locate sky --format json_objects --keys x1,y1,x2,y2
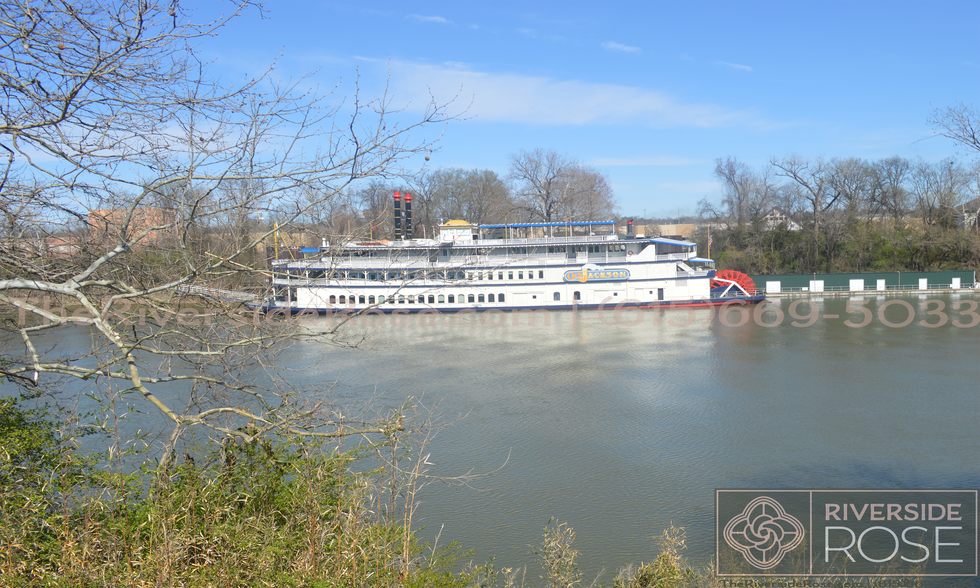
[{"x1": 192, "y1": 1, "x2": 979, "y2": 219}]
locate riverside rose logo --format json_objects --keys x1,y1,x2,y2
[
  {"x1": 717, "y1": 489, "x2": 978, "y2": 578},
  {"x1": 723, "y1": 496, "x2": 805, "y2": 570}
]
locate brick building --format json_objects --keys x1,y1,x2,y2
[{"x1": 88, "y1": 208, "x2": 178, "y2": 245}]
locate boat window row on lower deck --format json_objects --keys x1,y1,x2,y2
[
  {"x1": 287, "y1": 269, "x2": 549, "y2": 281},
  {"x1": 320, "y1": 291, "x2": 579, "y2": 305}
]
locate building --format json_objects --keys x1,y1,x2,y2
[
  {"x1": 761, "y1": 208, "x2": 802, "y2": 231},
  {"x1": 954, "y1": 198, "x2": 980, "y2": 229},
  {"x1": 88, "y1": 208, "x2": 178, "y2": 245}
]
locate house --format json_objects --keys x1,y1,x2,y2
[
  {"x1": 762, "y1": 208, "x2": 801, "y2": 231},
  {"x1": 954, "y1": 198, "x2": 980, "y2": 229}
]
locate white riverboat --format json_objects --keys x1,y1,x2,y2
[{"x1": 257, "y1": 211, "x2": 764, "y2": 313}]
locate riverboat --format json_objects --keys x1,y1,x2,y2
[{"x1": 257, "y1": 197, "x2": 764, "y2": 314}]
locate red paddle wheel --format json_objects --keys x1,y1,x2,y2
[{"x1": 710, "y1": 269, "x2": 756, "y2": 295}]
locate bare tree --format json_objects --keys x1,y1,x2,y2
[
  {"x1": 403, "y1": 168, "x2": 514, "y2": 235},
  {"x1": 929, "y1": 103, "x2": 980, "y2": 155},
  {"x1": 0, "y1": 0, "x2": 456, "y2": 469},
  {"x1": 714, "y1": 157, "x2": 755, "y2": 226},
  {"x1": 868, "y1": 156, "x2": 911, "y2": 222},
  {"x1": 770, "y1": 156, "x2": 838, "y2": 268},
  {"x1": 509, "y1": 148, "x2": 617, "y2": 224},
  {"x1": 909, "y1": 158, "x2": 965, "y2": 228}
]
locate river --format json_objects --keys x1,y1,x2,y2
[
  {"x1": 282, "y1": 292, "x2": 980, "y2": 579},
  {"x1": 3, "y1": 292, "x2": 978, "y2": 580}
]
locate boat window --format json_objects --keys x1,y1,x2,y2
[
  {"x1": 498, "y1": 272, "x2": 504, "y2": 280},
  {"x1": 488, "y1": 294, "x2": 495, "y2": 303},
  {"x1": 448, "y1": 294, "x2": 455, "y2": 303},
  {"x1": 478, "y1": 272, "x2": 483, "y2": 280},
  {"x1": 573, "y1": 291, "x2": 581, "y2": 301},
  {"x1": 378, "y1": 295, "x2": 385, "y2": 303},
  {"x1": 468, "y1": 294, "x2": 475, "y2": 303},
  {"x1": 438, "y1": 294, "x2": 445, "y2": 303},
  {"x1": 398, "y1": 295, "x2": 405, "y2": 304},
  {"x1": 518, "y1": 271, "x2": 523, "y2": 279},
  {"x1": 369, "y1": 295, "x2": 375, "y2": 304},
  {"x1": 539, "y1": 271, "x2": 544, "y2": 279},
  {"x1": 428, "y1": 295, "x2": 435, "y2": 304},
  {"x1": 329, "y1": 295, "x2": 336, "y2": 304},
  {"x1": 508, "y1": 271, "x2": 513, "y2": 280},
  {"x1": 358, "y1": 295, "x2": 365, "y2": 304},
  {"x1": 553, "y1": 292, "x2": 560, "y2": 301},
  {"x1": 478, "y1": 294, "x2": 485, "y2": 303},
  {"x1": 339, "y1": 295, "x2": 346, "y2": 304},
  {"x1": 408, "y1": 295, "x2": 414, "y2": 303},
  {"x1": 498, "y1": 293, "x2": 505, "y2": 302}
]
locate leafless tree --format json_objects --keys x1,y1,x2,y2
[
  {"x1": 867, "y1": 156, "x2": 911, "y2": 222},
  {"x1": 714, "y1": 157, "x2": 755, "y2": 226},
  {"x1": 929, "y1": 103, "x2": 980, "y2": 156},
  {"x1": 509, "y1": 148, "x2": 617, "y2": 225},
  {"x1": 770, "y1": 155, "x2": 838, "y2": 267},
  {"x1": 0, "y1": 0, "x2": 457, "y2": 469},
  {"x1": 402, "y1": 168, "x2": 514, "y2": 236},
  {"x1": 909, "y1": 158, "x2": 965, "y2": 228}
]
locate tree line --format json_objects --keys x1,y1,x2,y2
[
  {"x1": 699, "y1": 147, "x2": 980, "y2": 274},
  {"x1": 295, "y1": 147, "x2": 618, "y2": 242}
]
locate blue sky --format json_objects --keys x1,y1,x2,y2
[{"x1": 196, "y1": 1, "x2": 978, "y2": 218}]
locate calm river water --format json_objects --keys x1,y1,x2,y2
[
  {"x1": 4, "y1": 293, "x2": 978, "y2": 580},
  {"x1": 285, "y1": 292, "x2": 980, "y2": 578}
]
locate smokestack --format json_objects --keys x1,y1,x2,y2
[
  {"x1": 404, "y1": 193, "x2": 412, "y2": 240},
  {"x1": 393, "y1": 191, "x2": 402, "y2": 240},
  {"x1": 627, "y1": 219, "x2": 634, "y2": 237}
]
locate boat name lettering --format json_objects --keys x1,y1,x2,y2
[{"x1": 563, "y1": 268, "x2": 630, "y2": 283}]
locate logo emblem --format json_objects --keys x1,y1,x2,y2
[{"x1": 723, "y1": 496, "x2": 805, "y2": 570}]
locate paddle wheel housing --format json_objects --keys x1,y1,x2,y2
[{"x1": 710, "y1": 269, "x2": 757, "y2": 296}]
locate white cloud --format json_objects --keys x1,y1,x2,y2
[
  {"x1": 406, "y1": 14, "x2": 451, "y2": 24},
  {"x1": 590, "y1": 156, "x2": 704, "y2": 166},
  {"x1": 387, "y1": 61, "x2": 751, "y2": 128},
  {"x1": 602, "y1": 41, "x2": 640, "y2": 53},
  {"x1": 716, "y1": 61, "x2": 752, "y2": 72}
]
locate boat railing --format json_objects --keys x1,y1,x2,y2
[
  {"x1": 654, "y1": 253, "x2": 697, "y2": 262},
  {"x1": 274, "y1": 250, "x2": 698, "y2": 270},
  {"x1": 465, "y1": 234, "x2": 619, "y2": 246},
  {"x1": 276, "y1": 252, "x2": 641, "y2": 270},
  {"x1": 676, "y1": 270, "x2": 713, "y2": 278}
]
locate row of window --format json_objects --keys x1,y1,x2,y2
[
  {"x1": 296, "y1": 269, "x2": 549, "y2": 281},
  {"x1": 326, "y1": 291, "x2": 579, "y2": 305}
]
